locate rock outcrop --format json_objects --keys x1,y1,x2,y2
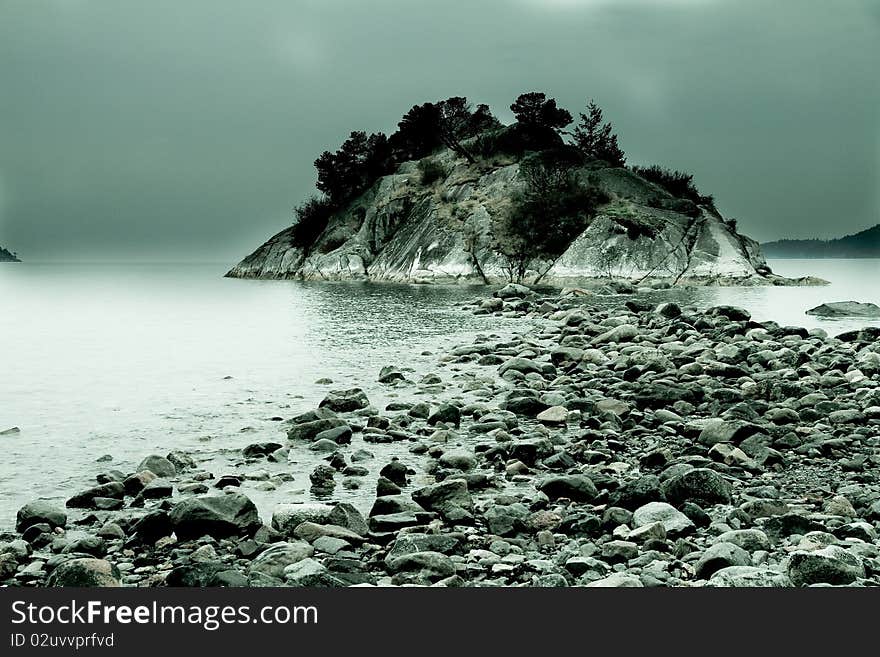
[
  {"x1": 806, "y1": 301, "x2": 880, "y2": 318},
  {"x1": 0, "y1": 246, "x2": 20, "y2": 263},
  {"x1": 227, "y1": 135, "x2": 781, "y2": 285}
]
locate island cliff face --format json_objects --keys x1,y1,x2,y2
[
  {"x1": 228, "y1": 136, "x2": 773, "y2": 285},
  {"x1": 0, "y1": 246, "x2": 20, "y2": 262}
]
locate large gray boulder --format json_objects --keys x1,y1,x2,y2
[
  {"x1": 137, "y1": 454, "x2": 176, "y2": 478},
  {"x1": 47, "y1": 558, "x2": 120, "y2": 587},
  {"x1": 271, "y1": 503, "x2": 334, "y2": 535},
  {"x1": 787, "y1": 546, "x2": 865, "y2": 586},
  {"x1": 318, "y1": 388, "x2": 370, "y2": 413},
  {"x1": 248, "y1": 542, "x2": 314, "y2": 579},
  {"x1": 16, "y1": 500, "x2": 67, "y2": 533},
  {"x1": 662, "y1": 468, "x2": 732, "y2": 507},
  {"x1": 170, "y1": 493, "x2": 260, "y2": 540},
  {"x1": 707, "y1": 566, "x2": 790, "y2": 587},
  {"x1": 537, "y1": 475, "x2": 598, "y2": 502},
  {"x1": 632, "y1": 502, "x2": 694, "y2": 537}
]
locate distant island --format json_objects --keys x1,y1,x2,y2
[
  {"x1": 0, "y1": 246, "x2": 21, "y2": 262},
  {"x1": 762, "y1": 224, "x2": 879, "y2": 258},
  {"x1": 229, "y1": 91, "x2": 800, "y2": 286}
]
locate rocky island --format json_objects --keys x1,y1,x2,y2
[
  {"x1": 229, "y1": 94, "x2": 810, "y2": 286},
  {"x1": 3, "y1": 284, "x2": 878, "y2": 588},
  {"x1": 0, "y1": 245, "x2": 20, "y2": 262}
]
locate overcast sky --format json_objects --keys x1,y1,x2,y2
[{"x1": 0, "y1": 0, "x2": 877, "y2": 262}]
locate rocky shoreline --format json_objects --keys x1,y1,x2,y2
[{"x1": 3, "y1": 284, "x2": 879, "y2": 587}]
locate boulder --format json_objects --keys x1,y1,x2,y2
[
  {"x1": 412, "y1": 479, "x2": 473, "y2": 522},
  {"x1": 46, "y1": 558, "x2": 120, "y2": 587},
  {"x1": 585, "y1": 573, "x2": 644, "y2": 587},
  {"x1": 632, "y1": 502, "x2": 694, "y2": 537},
  {"x1": 170, "y1": 493, "x2": 260, "y2": 540},
  {"x1": 387, "y1": 551, "x2": 456, "y2": 580},
  {"x1": 537, "y1": 475, "x2": 598, "y2": 502},
  {"x1": 708, "y1": 566, "x2": 791, "y2": 587},
  {"x1": 136, "y1": 454, "x2": 176, "y2": 478},
  {"x1": 788, "y1": 546, "x2": 865, "y2": 586},
  {"x1": 662, "y1": 468, "x2": 732, "y2": 507},
  {"x1": 16, "y1": 501, "x2": 67, "y2": 533},
  {"x1": 695, "y1": 542, "x2": 751, "y2": 579},
  {"x1": 248, "y1": 542, "x2": 314, "y2": 579},
  {"x1": 427, "y1": 404, "x2": 461, "y2": 427},
  {"x1": 536, "y1": 406, "x2": 568, "y2": 425},
  {"x1": 66, "y1": 482, "x2": 124, "y2": 509},
  {"x1": 271, "y1": 503, "x2": 334, "y2": 535},
  {"x1": 287, "y1": 418, "x2": 348, "y2": 442},
  {"x1": 318, "y1": 388, "x2": 370, "y2": 413}
]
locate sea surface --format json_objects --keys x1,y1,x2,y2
[{"x1": 0, "y1": 259, "x2": 878, "y2": 524}]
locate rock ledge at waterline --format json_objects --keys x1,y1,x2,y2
[{"x1": 226, "y1": 146, "x2": 817, "y2": 287}]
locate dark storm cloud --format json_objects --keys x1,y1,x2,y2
[{"x1": 0, "y1": 0, "x2": 877, "y2": 261}]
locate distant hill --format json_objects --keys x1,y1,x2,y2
[
  {"x1": 0, "y1": 246, "x2": 21, "y2": 262},
  {"x1": 762, "y1": 224, "x2": 879, "y2": 258}
]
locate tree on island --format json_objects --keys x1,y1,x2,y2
[
  {"x1": 391, "y1": 96, "x2": 495, "y2": 164},
  {"x1": 491, "y1": 154, "x2": 607, "y2": 283},
  {"x1": 509, "y1": 92, "x2": 573, "y2": 132},
  {"x1": 570, "y1": 100, "x2": 626, "y2": 167}
]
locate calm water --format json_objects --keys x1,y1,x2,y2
[{"x1": 0, "y1": 259, "x2": 878, "y2": 524}]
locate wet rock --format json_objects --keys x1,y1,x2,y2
[
  {"x1": 662, "y1": 469, "x2": 732, "y2": 507},
  {"x1": 536, "y1": 406, "x2": 568, "y2": 425},
  {"x1": 428, "y1": 404, "x2": 461, "y2": 427},
  {"x1": 715, "y1": 529, "x2": 770, "y2": 552},
  {"x1": 170, "y1": 493, "x2": 260, "y2": 540},
  {"x1": 123, "y1": 471, "x2": 157, "y2": 496},
  {"x1": 438, "y1": 448, "x2": 476, "y2": 471},
  {"x1": 16, "y1": 501, "x2": 67, "y2": 533},
  {"x1": 137, "y1": 454, "x2": 176, "y2": 478},
  {"x1": 141, "y1": 478, "x2": 173, "y2": 499},
  {"x1": 66, "y1": 482, "x2": 124, "y2": 509},
  {"x1": 378, "y1": 366, "x2": 405, "y2": 384},
  {"x1": 708, "y1": 566, "x2": 791, "y2": 587},
  {"x1": 327, "y1": 503, "x2": 369, "y2": 536},
  {"x1": 319, "y1": 388, "x2": 370, "y2": 413},
  {"x1": 484, "y1": 503, "x2": 530, "y2": 536},
  {"x1": 166, "y1": 562, "x2": 246, "y2": 587},
  {"x1": 167, "y1": 451, "x2": 196, "y2": 472},
  {"x1": 248, "y1": 542, "x2": 314, "y2": 579},
  {"x1": 610, "y1": 476, "x2": 664, "y2": 510},
  {"x1": 412, "y1": 479, "x2": 473, "y2": 522},
  {"x1": 271, "y1": 503, "x2": 334, "y2": 535},
  {"x1": 695, "y1": 542, "x2": 751, "y2": 579},
  {"x1": 284, "y1": 558, "x2": 345, "y2": 586},
  {"x1": 788, "y1": 546, "x2": 866, "y2": 586},
  {"x1": 586, "y1": 573, "x2": 644, "y2": 587},
  {"x1": 242, "y1": 442, "x2": 284, "y2": 458},
  {"x1": 632, "y1": 502, "x2": 694, "y2": 537},
  {"x1": 46, "y1": 558, "x2": 120, "y2": 587},
  {"x1": 499, "y1": 358, "x2": 544, "y2": 376},
  {"x1": 129, "y1": 510, "x2": 173, "y2": 544},
  {"x1": 537, "y1": 475, "x2": 598, "y2": 502},
  {"x1": 379, "y1": 459, "x2": 409, "y2": 486},
  {"x1": 287, "y1": 417, "x2": 348, "y2": 442},
  {"x1": 309, "y1": 464, "x2": 336, "y2": 489},
  {"x1": 387, "y1": 551, "x2": 456, "y2": 581}
]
